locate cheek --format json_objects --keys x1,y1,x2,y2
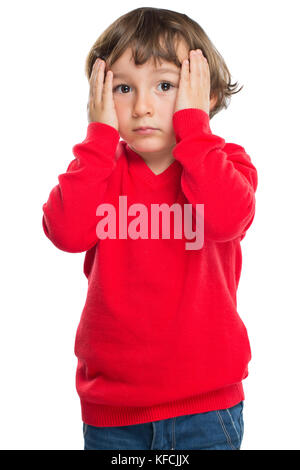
[
  {"x1": 114, "y1": 101, "x2": 128, "y2": 119},
  {"x1": 161, "y1": 99, "x2": 176, "y2": 117}
]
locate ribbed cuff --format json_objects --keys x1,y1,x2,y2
[
  {"x1": 80, "y1": 382, "x2": 245, "y2": 427},
  {"x1": 172, "y1": 108, "x2": 212, "y2": 143},
  {"x1": 86, "y1": 121, "x2": 120, "y2": 143},
  {"x1": 72, "y1": 122, "x2": 120, "y2": 161}
]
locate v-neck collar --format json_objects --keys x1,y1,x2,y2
[{"x1": 124, "y1": 142, "x2": 182, "y2": 188}]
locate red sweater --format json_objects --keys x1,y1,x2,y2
[{"x1": 42, "y1": 108, "x2": 258, "y2": 427}]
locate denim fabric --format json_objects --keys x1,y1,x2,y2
[{"x1": 83, "y1": 401, "x2": 244, "y2": 450}]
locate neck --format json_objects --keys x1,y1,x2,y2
[{"x1": 128, "y1": 145, "x2": 176, "y2": 174}]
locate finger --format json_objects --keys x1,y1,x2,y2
[
  {"x1": 89, "y1": 60, "x2": 100, "y2": 100},
  {"x1": 102, "y1": 70, "x2": 114, "y2": 105},
  {"x1": 196, "y1": 49, "x2": 209, "y2": 74},
  {"x1": 180, "y1": 58, "x2": 190, "y2": 82},
  {"x1": 190, "y1": 50, "x2": 201, "y2": 86},
  {"x1": 93, "y1": 61, "x2": 105, "y2": 103}
]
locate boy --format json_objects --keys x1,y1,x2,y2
[{"x1": 42, "y1": 7, "x2": 258, "y2": 450}]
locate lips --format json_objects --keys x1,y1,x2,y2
[{"x1": 133, "y1": 126, "x2": 158, "y2": 131}]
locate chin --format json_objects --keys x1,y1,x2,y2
[{"x1": 131, "y1": 140, "x2": 163, "y2": 152}]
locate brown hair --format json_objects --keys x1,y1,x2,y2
[{"x1": 85, "y1": 7, "x2": 243, "y2": 119}]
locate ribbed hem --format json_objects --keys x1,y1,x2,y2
[{"x1": 80, "y1": 382, "x2": 245, "y2": 427}]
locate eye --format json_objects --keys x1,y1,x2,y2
[
  {"x1": 112, "y1": 82, "x2": 175, "y2": 94},
  {"x1": 113, "y1": 84, "x2": 130, "y2": 94},
  {"x1": 158, "y1": 82, "x2": 175, "y2": 92}
]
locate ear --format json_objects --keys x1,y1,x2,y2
[{"x1": 209, "y1": 94, "x2": 218, "y2": 112}]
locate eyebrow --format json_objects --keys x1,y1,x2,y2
[{"x1": 112, "y1": 67, "x2": 180, "y2": 79}]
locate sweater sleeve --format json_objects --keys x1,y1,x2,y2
[
  {"x1": 42, "y1": 122, "x2": 120, "y2": 253},
  {"x1": 172, "y1": 108, "x2": 258, "y2": 242}
]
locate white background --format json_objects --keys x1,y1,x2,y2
[{"x1": 1, "y1": 0, "x2": 299, "y2": 450}]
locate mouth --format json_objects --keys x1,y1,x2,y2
[
  {"x1": 133, "y1": 127, "x2": 158, "y2": 131},
  {"x1": 133, "y1": 127, "x2": 159, "y2": 135}
]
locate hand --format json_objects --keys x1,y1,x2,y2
[
  {"x1": 174, "y1": 49, "x2": 211, "y2": 116},
  {"x1": 87, "y1": 59, "x2": 119, "y2": 131}
]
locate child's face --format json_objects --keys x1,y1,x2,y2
[{"x1": 109, "y1": 40, "x2": 191, "y2": 159}]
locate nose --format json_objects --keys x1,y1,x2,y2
[{"x1": 132, "y1": 91, "x2": 154, "y2": 116}]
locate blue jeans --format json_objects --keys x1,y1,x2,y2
[{"x1": 83, "y1": 401, "x2": 244, "y2": 450}]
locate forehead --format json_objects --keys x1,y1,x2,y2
[{"x1": 111, "y1": 39, "x2": 190, "y2": 75}]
